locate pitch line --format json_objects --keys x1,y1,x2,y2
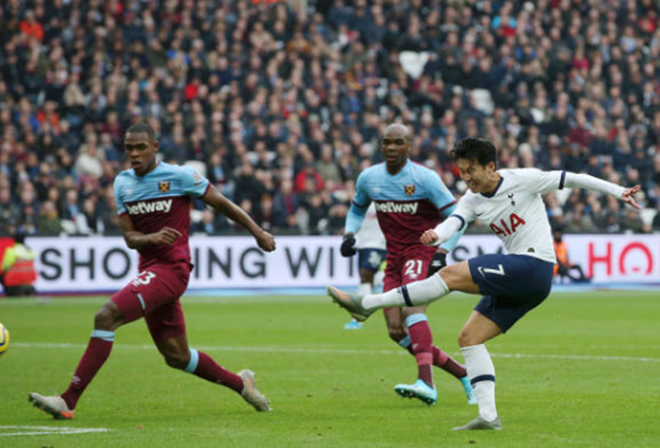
[
  {"x1": 12, "y1": 342, "x2": 660, "y2": 363},
  {"x1": 0, "y1": 425, "x2": 110, "y2": 437}
]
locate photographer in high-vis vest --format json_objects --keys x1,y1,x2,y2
[{"x1": 0, "y1": 232, "x2": 37, "y2": 297}]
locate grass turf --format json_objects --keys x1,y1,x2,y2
[{"x1": 0, "y1": 291, "x2": 658, "y2": 447}]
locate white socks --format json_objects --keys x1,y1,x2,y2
[
  {"x1": 357, "y1": 282, "x2": 373, "y2": 297},
  {"x1": 362, "y1": 274, "x2": 449, "y2": 310},
  {"x1": 461, "y1": 344, "x2": 498, "y2": 422}
]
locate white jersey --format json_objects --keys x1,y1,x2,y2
[
  {"x1": 452, "y1": 168, "x2": 625, "y2": 264},
  {"x1": 355, "y1": 203, "x2": 386, "y2": 250}
]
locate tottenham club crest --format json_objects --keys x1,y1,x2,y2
[
  {"x1": 158, "y1": 181, "x2": 171, "y2": 193},
  {"x1": 508, "y1": 193, "x2": 515, "y2": 206},
  {"x1": 404, "y1": 184, "x2": 416, "y2": 195}
]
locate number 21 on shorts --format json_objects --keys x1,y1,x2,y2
[{"x1": 404, "y1": 259, "x2": 424, "y2": 280}]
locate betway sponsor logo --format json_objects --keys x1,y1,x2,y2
[
  {"x1": 374, "y1": 201, "x2": 418, "y2": 215},
  {"x1": 127, "y1": 199, "x2": 172, "y2": 215}
]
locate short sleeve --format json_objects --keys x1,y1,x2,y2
[
  {"x1": 113, "y1": 176, "x2": 126, "y2": 215},
  {"x1": 514, "y1": 168, "x2": 564, "y2": 195},
  {"x1": 425, "y1": 170, "x2": 457, "y2": 213},
  {"x1": 452, "y1": 194, "x2": 478, "y2": 228},
  {"x1": 180, "y1": 166, "x2": 210, "y2": 197}
]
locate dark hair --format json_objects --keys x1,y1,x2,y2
[
  {"x1": 14, "y1": 232, "x2": 26, "y2": 244},
  {"x1": 126, "y1": 123, "x2": 157, "y2": 141},
  {"x1": 451, "y1": 137, "x2": 497, "y2": 168}
]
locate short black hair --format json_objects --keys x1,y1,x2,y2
[
  {"x1": 451, "y1": 137, "x2": 497, "y2": 168},
  {"x1": 126, "y1": 123, "x2": 157, "y2": 141}
]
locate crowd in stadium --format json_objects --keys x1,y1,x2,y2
[{"x1": 1, "y1": 0, "x2": 660, "y2": 238}]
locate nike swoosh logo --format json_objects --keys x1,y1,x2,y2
[{"x1": 476, "y1": 212, "x2": 484, "y2": 216}]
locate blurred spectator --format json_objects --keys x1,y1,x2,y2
[
  {"x1": 295, "y1": 162, "x2": 325, "y2": 194},
  {"x1": 20, "y1": 10, "x2": 44, "y2": 42},
  {"x1": 0, "y1": 188, "x2": 21, "y2": 234},
  {"x1": 272, "y1": 178, "x2": 299, "y2": 228},
  {"x1": 317, "y1": 144, "x2": 342, "y2": 184},
  {"x1": 192, "y1": 209, "x2": 220, "y2": 236},
  {"x1": 37, "y1": 200, "x2": 63, "y2": 236},
  {"x1": 621, "y1": 208, "x2": 646, "y2": 233},
  {"x1": 565, "y1": 203, "x2": 595, "y2": 234},
  {"x1": 653, "y1": 209, "x2": 660, "y2": 232}
]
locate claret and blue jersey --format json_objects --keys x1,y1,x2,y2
[
  {"x1": 113, "y1": 162, "x2": 210, "y2": 268},
  {"x1": 346, "y1": 160, "x2": 460, "y2": 254}
]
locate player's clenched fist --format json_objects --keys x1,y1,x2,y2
[
  {"x1": 153, "y1": 227, "x2": 182, "y2": 245},
  {"x1": 420, "y1": 229, "x2": 439, "y2": 246},
  {"x1": 255, "y1": 230, "x2": 276, "y2": 252}
]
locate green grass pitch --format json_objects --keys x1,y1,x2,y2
[{"x1": 1, "y1": 291, "x2": 658, "y2": 447}]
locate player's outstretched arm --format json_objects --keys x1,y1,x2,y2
[
  {"x1": 203, "y1": 185, "x2": 276, "y2": 252},
  {"x1": 562, "y1": 172, "x2": 641, "y2": 208},
  {"x1": 118, "y1": 214, "x2": 182, "y2": 250}
]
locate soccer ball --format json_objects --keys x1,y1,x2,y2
[{"x1": 0, "y1": 323, "x2": 9, "y2": 355}]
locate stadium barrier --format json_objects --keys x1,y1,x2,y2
[{"x1": 16, "y1": 235, "x2": 660, "y2": 293}]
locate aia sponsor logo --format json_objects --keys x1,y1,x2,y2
[{"x1": 490, "y1": 213, "x2": 526, "y2": 236}]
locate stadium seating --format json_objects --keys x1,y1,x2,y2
[{"x1": 0, "y1": 0, "x2": 659, "y2": 236}]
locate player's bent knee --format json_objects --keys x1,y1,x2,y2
[
  {"x1": 164, "y1": 352, "x2": 190, "y2": 370},
  {"x1": 387, "y1": 326, "x2": 407, "y2": 343},
  {"x1": 93, "y1": 302, "x2": 123, "y2": 331},
  {"x1": 458, "y1": 328, "x2": 478, "y2": 348},
  {"x1": 158, "y1": 342, "x2": 191, "y2": 369},
  {"x1": 438, "y1": 264, "x2": 459, "y2": 287}
]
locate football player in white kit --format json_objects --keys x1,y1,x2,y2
[
  {"x1": 344, "y1": 203, "x2": 387, "y2": 330},
  {"x1": 328, "y1": 137, "x2": 640, "y2": 430}
]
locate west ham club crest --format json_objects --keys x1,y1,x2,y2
[
  {"x1": 158, "y1": 181, "x2": 171, "y2": 193},
  {"x1": 404, "y1": 184, "x2": 416, "y2": 195}
]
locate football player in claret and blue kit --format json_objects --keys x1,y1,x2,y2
[
  {"x1": 329, "y1": 137, "x2": 640, "y2": 430},
  {"x1": 335, "y1": 123, "x2": 476, "y2": 406},
  {"x1": 29, "y1": 123, "x2": 276, "y2": 419}
]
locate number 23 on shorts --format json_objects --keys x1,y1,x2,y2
[{"x1": 130, "y1": 271, "x2": 157, "y2": 287}]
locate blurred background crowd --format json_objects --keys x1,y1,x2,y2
[{"x1": 1, "y1": 0, "x2": 660, "y2": 238}]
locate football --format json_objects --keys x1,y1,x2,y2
[{"x1": 0, "y1": 323, "x2": 9, "y2": 355}]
